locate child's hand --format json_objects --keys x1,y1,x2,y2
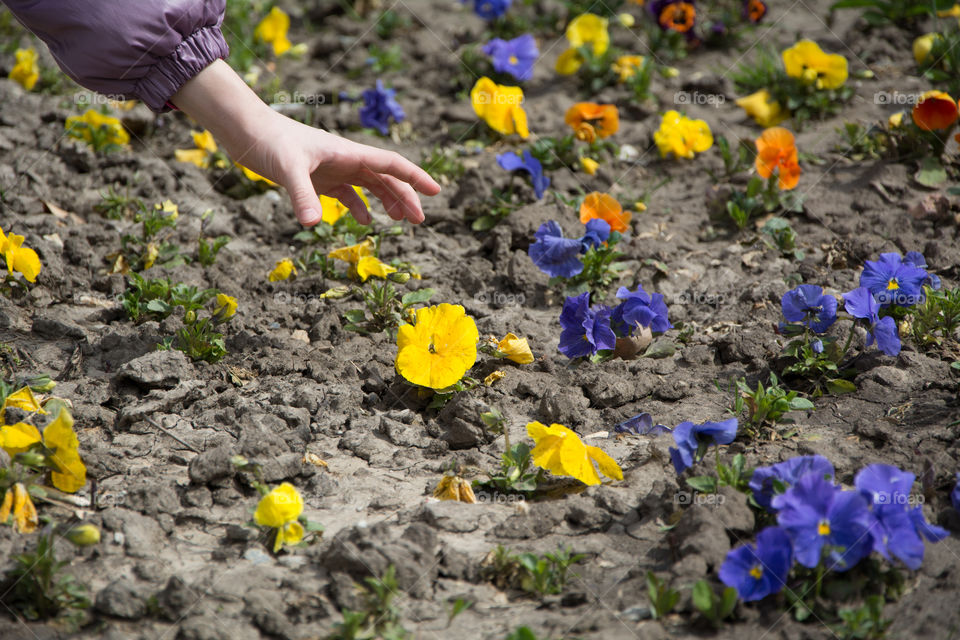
[{"x1": 172, "y1": 60, "x2": 440, "y2": 226}]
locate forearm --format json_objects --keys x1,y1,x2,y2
[{"x1": 170, "y1": 59, "x2": 277, "y2": 164}]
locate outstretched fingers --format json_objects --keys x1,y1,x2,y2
[
  {"x1": 356, "y1": 146, "x2": 441, "y2": 197},
  {"x1": 360, "y1": 173, "x2": 425, "y2": 223}
]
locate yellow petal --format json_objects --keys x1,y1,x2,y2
[
  {"x1": 328, "y1": 238, "x2": 375, "y2": 264},
  {"x1": 356, "y1": 256, "x2": 397, "y2": 281},
  {"x1": 254, "y1": 482, "x2": 304, "y2": 529},
  {"x1": 12, "y1": 483, "x2": 38, "y2": 533},
  {"x1": 558, "y1": 431, "x2": 601, "y2": 485},
  {"x1": 555, "y1": 48, "x2": 584, "y2": 75},
  {"x1": 268, "y1": 259, "x2": 297, "y2": 282},
  {"x1": 49, "y1": 449, "x2": 87, "y2": 493},
  {"x1": 3, "y1": 386, "x2": 44, "y2": 415},
  {"x1": 0, "y1": 422, "x2": 42, "y2": 455},
  {"x1": 580, "y1": 157, "x2": 599, "y2": 175},
  {"x1": 214, "y1": 293, "x2": 237, "y2": 318},
  {"x1": 586, "y1": 445, "x2": 623, "y2": 481},
  {"x1": 175, "y1": 148, "x2": 210, "y2": 168},
  {"x1": 497, "y1": 333, "x2": 534, "y2": 364},
  {"x1": 278, "y1": 520, "x2": 304, "y2": 550},
  {"x1": 0, "y1": 488, "x2": 11, "y2": 525}
]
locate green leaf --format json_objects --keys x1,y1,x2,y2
[
  {"x1": 788, "y1": 397, "x2": 815, "y2": 410},
  {"x1": 145, "y1": 299, "x2": 172, "y2": 313},
  {"x1": 401, "y1": 288, "x2": 436, "y2": 306},
  {"x1": 719, "y1": 586, "x2": 738, "y2": 618},
  {"x1": 343, "y1": 309, "x2": 367, "y2": 323},
  {"x1": 686, "y1": 476, "x2": 718, "y2": 493},
  {"x1": 471, "y1": 215, "x2": 499, "y2": 231},
  {"x1": 692, "y1": 580, "x2": 714, "y2": 615},
  {"x1": 915, "y1": 157, "x2": 948, "y2": 188},
  {"x1": 825, "y1": 379, "x2": 857, "y2": 394},
  {"x1": 644, "y1": 339, "x2": 676, "y2": 359}
]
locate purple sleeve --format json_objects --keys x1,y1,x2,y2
[{"x1": 2, "y1": 0, "x2": 229, "y2": 112}]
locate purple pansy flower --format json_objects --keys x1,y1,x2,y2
[
  {"x1": 497, "y1": 150, "x2": 550, "y2": 199},
  {"x1": 359, "y1": 80, "x2": 405, "y2": 135},
  {"x1": 749, "y1": 455, "x2": 835, "y2": 512},
  {"x1": 611, "y1": 285, "x2": 672, "y2": 336},
  {"x1": 528, "y1": 221, "x2": 583, "y2": 278},
  {"x1": 781, "y1": 284, "x2": 837, "y2": 334},
  {"x1": 860, "y1": 252, "x2": 930, "y2": 307},
  {"x1": 719, "y1": 526, "x2": 793, "y2": 601},
  {"x1": 669, "y1": 418, "x2": 738, "y2": 474},
  {"x1": 482, "y1": 34, "x2": 538, "y2": 82},
  {"x1": 558, "y1": 292, "x2": 616, "y2": 359},
  {"x1": 842, "y1": 287, "x2": 901, "y2": 356}
]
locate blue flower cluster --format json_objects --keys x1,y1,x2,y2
[
  {"x1": 780, "y1": 251, "x2": 939, "y2": 357},
  {"x1": 557, "y1": 286, "x2": 672, "y2": 359},
  {"x1": 720, "y1": 456, "x2": 948, "y2": 602},
  {"x1": 359, "y1": 80, "x2": 405, "y2": 135},
  {"x1": 528, "y1": 220, "x2": 610, "y2": 278}
]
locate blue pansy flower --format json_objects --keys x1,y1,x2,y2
[
  {"x1": 611, "y1": 285, "x2": 672, "y2": 336},
  {"x1": 781, "y1": 284, "x2": 837, "y2": 334},
  {"x1": 860, "y1": 252, "x2": 930, "y2": 307},
  {"x1": 719, "y1": 526, "x2": 793, "y2": 602},
  {"x1": 497, "y1": 150, "x2": 550, "y2": 199},
  {"x1": 669, "y1": 418, "x2": 738, "y2": 474},
  {"x1": 359, "y1": 80, "x2": 405, "y2": 135},
  {"x1": 558, "y1": 292, "x2": 615, "y2": 359},
  {"x1": 903, "y1": 251, "x2": 941, "y2": 290},
  {"x1": 613, "y1": 412, "x2": 672, "y2": 436},
  {"x1": 842, "y1": 287, "x2": 900, "y2": 356},
  {"x1": 579, "y1": 218, "x2": 611, "y2": 252},
  {"x1": 854, "y1": 464, "x2": 948, "y2": 570},
  {"x1": 466, "y1": 0, "x2": 512, "y2": 20},
  {"x1": 749, "y1": 455, "x2": 835, "y2": 512},
  {"x1": 772, "y1": 474, "x2": 874, "y2": 572},
  {"x1": 528, "y1": 221, "x2": 583, "y2": 278},
  {"x1": 482, "y1": 34, "x2": 538, "y2": 82}
]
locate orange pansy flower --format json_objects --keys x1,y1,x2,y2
[
  {"x1": 911, "y1": 90, "x2": 959, "y2": 131},
  {"x1": 565, "y1": 103, "x2": 619, "y2": 140},
  {"x1": 659, "y1": 2, "x2": 696, "y2": 33},
  {"x1": 579, "y1": 192, "x2": 631, "y2": 233},
  {"x1": 755, "y1": 127, "x2": 801, "y2": 191}
]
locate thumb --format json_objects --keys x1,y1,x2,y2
[{"x1": 283, "y1": 172, "x2": 323, "y2": 226}]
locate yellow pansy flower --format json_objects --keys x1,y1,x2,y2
[
  {"x1": 735, "y1": 89, "x2": 788, "y2": 128},
  {"x1": 566, "y1": 13, "x2": 609, "y2": 56},
  {"x1": 497, "y1": 333, "x2": 534, "y2": 364},
  {"x1": 175, "y1": 130, "x2": 219, "y2": 168},
  {"x1": 254, "y1": 482, "x2": 305, "y2": 552},
  {"x1": 526, "y1": 422, "x2": 622, "y2": 486},
  {"x1": 555, "y1": 48, "x2": 585, "y2": 75},
  {"x1": 395, "y1": 304, "x2": 479, "y2": 390},
  {"x1": 2, "y1": 386, "x2": 44, "y2": 419},
  {"x1": 470, "y1": 77, "x2": 529, "y2": 139},
  {"x1": 9, "y1": 48, "x2": 39, "y2": 91},
  {"x1": 65, "y1": 109, "x2": 129, "y2": 148},
  {"x1": 328, "y1": 238, "x2": 375, "y2": 264},
  {"x1": 213, "y1": 293, "x2": 238, "y2": 319},
  {"x1": 433, "y1": 475, "x2": 476, "y2": 503},
  {"x1": 580, "y1": 157, "x2": 600, "y2": 175},
  {"x1": 268, "y1": 258, "x2": 297, "y2": 282},
  {"x1": 938, "y1": 3, "x2": 960, "y2": 17},
  {"x1": 321, "y1": 186, "x2": 369, "y2": 225},
  {"x1": 0, "y1": 227, "x2": 42, "y2": 283},
  {"x1": 653, "y1": 110, "x2": 713, "y2": 159},
  {"x1": 356, "y1": 256, "x2": 397, "y2": 281},
  {"x1": 782, "y1": 40, "x2": 848, "y2": 90},
  {"x1": 611, "y1": 55, "x2": 644, "y2": 83},
  {"x1": 43, "y1": 408, "x2": 87, "y2": 493},
  {"x1": 0, "y1": 483, "x2": 38, "y2": 533},
  {"x1": 254, "y1": 7, "x2": 292, "y2": 56}
]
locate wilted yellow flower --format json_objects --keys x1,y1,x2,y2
[
  {"x1": 497, "y1": 333, "x2": 534, "y2": 364},
  {"x1": 0, "y1": 483, "x2": 38, "y2": 533},
  {"x1": 175, "y1": 130, "x2": 219, "y2": 168},
  {"x1": 1, "y1": 386, "x2": 44, "y2": 421},
  {"x1": 396, "y1": 304, "x2": 479, "y2": 390},
  {"x1": 356, "y1": 256, "x2": 397, "y2": 282},
  {"x1": 653, "y1": 110, "x2": 713, "y2": 159},
  {"x1": 66, "y1": 524, "x2": 101, "y2": 546},
  {"x1": 611, "y1": 55, "x2": 644, "y2": 82},
  {"x1": 526, "y1": 422, "x2": 622, "y2": 486},
  {"x1": 9, "y1": 48, "x2": 39, "y2": 91},
  {"x1": 484, "y1": 370, "x2": 505, "y2": 386},
  {"x1": 580, "y1": 157, "x2": 599, "y2": 175},
  {"x1": 735, "y1": 89, "x2": 788, "y2": 128},
  {"x1": 782, "y1": 40, "x2": 848, "y2": 90},
  {"x1": 328, "y1": 238, "x2": 375, "y2": 264},
  {"x1": 65, "y1": 109, "x2": 129, "y2": 148},
  {"x1": 214, "y1": 293, "x2": 238, "y2": 318},
  {"x1": 434, "y1": 475, "x2": 477, "y2": 503},
  {"x1": 269, "y1": 258, "x2": 297, "y2": 282},
  {"x1": 470, "y1": 77, "x2": 529, "y2": 138},
  {"x1": 0, "y1": 226, "x2": 42, "y2": 283},
  {"x1": 321, "y1": 186, "x2": 369, "y2": 225},
  {"x1": 254, "y1": 482, "x2": 305, "y2": 552},
  {"x1": 254, "y1": 6, "x2": 292, "y2": 56}
]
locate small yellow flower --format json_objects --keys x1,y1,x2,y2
[
  {"x1": 484, "y1": 370, "x2": 505, "y2": 386},
  {"x1": 611, "y1": 55, "x2": 644, "y2": 82},
  {"x1": 580, "y1": 157, "x2": 600, "y2": 175},
  {"x1": 566, "y1": 13, "x2": 610, "y2": 56},
  {"x1": 0, "y1": 226, "x2": 42, "y2": 283},
  {"x1": 9, "y1": 48, "x2": 39, "y2": 91},
  {"x1": 254, "y1": 7, "x2": 293, "y2": 56},
  {"x1": 470, "y1": 77, "x2": 529, "y2": 139},
  {"x1": 356, "y1": 256, "x2": 397, "y2": 282},
  {"x1": 268, "y1": 258, "x2": 297, "y2": 282},
  {"x1": 653, "y1": 110, "x2": 713, "y2": 159},
  {"x1": 42, "y1": 408, "x2": 87, "y2": 493},
  {"x1": 0, "y1": 483, "x2": 38, "y2": 533},
  {"x1": 782, "y1": 40, "x2": 848, "y2": 90},
  {"x1": 65, "y1": 109, "x2": 129, "y2": 148},
  {"x1": 433, "y1": 475, "x2": 476, "y2": 503},
  {"x1": 255, "y1": 482, "x2": 305, "y2": 552},
  {"x1": 735, "y1": 89, "x2": 788, "y2": 128},
  {"x1": 175, "y1": 130, "x2": 219, "y2": 168},
  {"x1": 526, "y1": 422, "x2": 623, "y2": 486},
  {"x1": 214, "y1": 293, "x2": 238, "y2": 319},
  {"x1": 396, "y1": 304, "x2": 479, "y2": 390},
  {"x1": 497, "y1": 333, "x2": 535, "y2": 364},
  {"x1": 321, "y1": 186, "x2": 369, "y2": 225},
  {"x1": 328, "y1": 238, "x2": 375, "y2": 264}
]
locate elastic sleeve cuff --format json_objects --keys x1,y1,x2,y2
[{"x1": 135, "y1": 25, "x2": 230, "y2": 113}]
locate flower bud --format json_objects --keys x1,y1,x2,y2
[
  {"x1": 184, "y1": 310, "x2": 197, "y2": 325},
  {"x1": 319, "y1": 286, "x2": 351, "y2": 299},
  {"x1": 66, "y1": 524, "x2": 101, "y2": 547},
  {"x1": 387, "y1": 272, "x2": 411, "y2": 284},
  {"x1": 16, "y1": 451, "x2": 46, "y2": 467}
]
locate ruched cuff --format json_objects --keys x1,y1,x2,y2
[{"x1": 134, "y1": 25, "x2": 229, "y2": 113}]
